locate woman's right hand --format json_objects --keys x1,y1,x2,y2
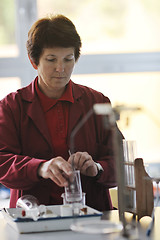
[{"x1": 37, "y1": 157, "x2": 73, "y2": 187}]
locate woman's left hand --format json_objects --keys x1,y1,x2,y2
[{"x1": 68, "y1": 151, "x2": 98, "y2": 177}]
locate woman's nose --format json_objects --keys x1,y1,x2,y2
[{"x1": 55, "y1": 61, "x2": 64, "y2": 72}]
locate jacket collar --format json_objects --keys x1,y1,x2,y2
[
  {"x1": 19, "y1": 79, "x2": 53, "y2": 150},
  {"x1": 19, "y1": 78, "x2": 85, "y2": 150},
  {"x1": 20, "y1": 77, "x2": 83, "y2": 103}
]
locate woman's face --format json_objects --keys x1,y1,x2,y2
[{"x1": 36, "y1": 47, "x2": 75, "y2": 98}]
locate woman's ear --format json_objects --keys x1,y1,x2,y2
[{"x1": 28, "y1": 55, "x2": 38, "y2": 70}]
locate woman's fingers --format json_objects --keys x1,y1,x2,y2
[
  {"x1": 38, "y1": 157, "x2": 72, "y2": 186},
  {"x1": 68, "y1": 152, "x2": 98, "y2": 176}
]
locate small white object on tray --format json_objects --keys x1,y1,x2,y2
[{"x1": 2, "y1": 205, "x2": 102, "y2": 234}]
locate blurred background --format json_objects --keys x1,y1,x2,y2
[{"x1": 0, "y1": 0, "x2": 160, "y2": 205}]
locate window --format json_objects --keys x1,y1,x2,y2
[
  {"x1": 0, "y1": 0, "x2": 37, "y2": 96},
  {"x1": 37, "y1": 0, "x2": 160, "y2": 54},
  {"x1": 0, "y1": 0, "x2": 18, "y2": 57},
  {"x1": 0, "y1": 78, "x2": 21, "y2": 100},
  {"x1": 73, "y1": 72, "x2": 160, "y2": 162}
]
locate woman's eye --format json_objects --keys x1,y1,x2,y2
[
  {"x1": 65, "y1": 58, "x2": 73, "y2": 62},
  {"x1": 46, "y1": 57, "x2": 74, "y2": 62},
  {"x1": 47, "y1": 59, "x2": 56, "y2": 62}
]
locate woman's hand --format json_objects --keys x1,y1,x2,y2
[
  {"x1": 37, "y1": 157, "x2": 73, "y2": 187},
  {"x1": 68, "y1": 152, "x2": 98, "y2": 177}
]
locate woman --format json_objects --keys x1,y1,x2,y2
[{"x1": 0, "y1": 14, "x2": 121, "y2": 211}]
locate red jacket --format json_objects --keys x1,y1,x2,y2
[{"x1": 0, "y1": 79, "x2": 120, "y2": 210}]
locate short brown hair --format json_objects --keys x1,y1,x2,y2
[{"x1": 26, "y1": 14, "x2": 82, "y2": 65}]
